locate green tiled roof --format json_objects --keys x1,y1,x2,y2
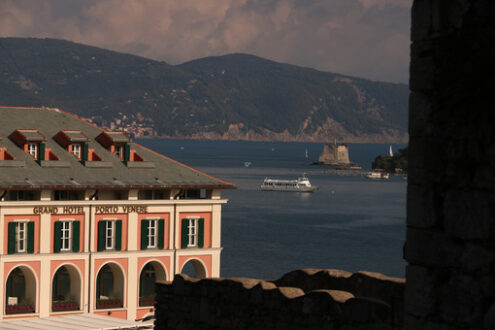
[{"x1": 0, "y1": 107, "x2": 234, "y2": 190}]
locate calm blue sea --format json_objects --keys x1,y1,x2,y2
[{"x1": 137, "y1": 139, "x2": 407, "y2": 280}]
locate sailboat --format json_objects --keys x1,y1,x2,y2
[{"x1": 389, "y1": 145, "x2": 393, "y2": 157}]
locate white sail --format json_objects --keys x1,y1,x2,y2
[{"x1": 389, "y1": 145, "x2": 393, "y2": 157}]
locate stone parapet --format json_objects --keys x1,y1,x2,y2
[{"x1": 154, "y1": 268, "x2": 404, "y2": 329}]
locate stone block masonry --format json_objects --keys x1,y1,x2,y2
[
  {"x1": 407, "y1": 0, "x2": 495, "y2": 329},
  {"x1": 154, "y1": 268, "x2": 404, "y2": 329}
]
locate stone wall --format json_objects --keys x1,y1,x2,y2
[
  {"x1": 155, "y1": 268, "x2": 404, "y2": 329},
  {"x1": 406, "y1": 0, "x2": 495, "y2": 329}
]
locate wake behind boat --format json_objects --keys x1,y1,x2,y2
[{"x1": 260, "y1": 174, "x2": 318, "y2": 192}]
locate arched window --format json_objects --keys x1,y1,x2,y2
[
  {"x1": 5, "y1": 267, "x2": 36, "y2": 314},
  {"x1": 52, "y1": 266, "x2": 80, "y2": 312},
  {"x1": 138, "y1": 261, "x2": 167, "y2": 306},
  {"x1": 96, "y1": 264, "x2": 124, "y2": 309},
  {"x1": 180, "y1": 259, "x2": 207, "y2": 279},
  {"x1": 139, "y1": 264, "x2": 156, "y2": 306},
  {"x1": 6, "y1": 268, "x2": 25, "y2": 303}
]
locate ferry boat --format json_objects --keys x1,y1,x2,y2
[
  {"x1": 365, "y1": 171, "x2": 390, "y2": 179},
  {"x1": 260, "y1": 174, "x2": 318, "y2": 192}
]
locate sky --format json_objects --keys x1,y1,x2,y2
[{"x1": 0, "y1": 0, "x2": 411, "y2": 83}]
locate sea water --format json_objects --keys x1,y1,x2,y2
[{"x1": 137, "y1": 139, "x2": 407, "y2": 280}]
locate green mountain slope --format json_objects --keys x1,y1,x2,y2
[{"x1": 0, "y1": 38, "x2": 408, "y2": 142}]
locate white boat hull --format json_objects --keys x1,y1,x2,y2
[
  {"x1": 365, "y1": 171, "x2": 390, "y2": 179},
  {"x1": 260, "y1": 175, "x2": 318, "y2": 193},
  {"x1": 260, "y1": 185, "x2": 318, "y2": 192}
]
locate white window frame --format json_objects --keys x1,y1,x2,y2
[
  {"x1": 187, "y1": 218, "x2": 199, "y2": 248},
  {"x1": 114, "y1": 145, "x2": 123, "y2": 160},
  {"x1": 72, "y1": 144, "x2": 81, "y2": 159},
  {"x1": 60, "y1": 220, "x2": 72, "y2": 252},
  {"x1": 14, "y1": 221, "x2": 29, "y2": 253},
  {"x1": 27, "y1": 143, "x2": 38, "y2": 159},
  {"x1": 105, "y1": 220, "x2": 115, "y2": 250},
  {"x1": 147, "y1": 218, "x2": 158, "y2": 249}
]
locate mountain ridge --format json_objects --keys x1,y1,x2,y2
[{"x1": 0, "y1": 37, "x2": 408, "y2": 143}]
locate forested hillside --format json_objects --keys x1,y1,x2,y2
[{"x1": 0, "y1": 38, "x2": 408, "y2": 142}]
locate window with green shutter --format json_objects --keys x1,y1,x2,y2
[
  {"x1": 27, "y1": 221, "x2": 35, "y2": 253},
  {"x1": 82, "y1": 143, "x2": 89, "y2": 161},
  {"x1": 141, "y1": 219, "x2": 149, "y2": 250},
  {"x1": 158, "y1": 219, "x2": 165, "y2": 249},
  {"x1": 181, "y1": 218, "x2": 204, "y2": 248},
  {"x1": 115, "y1": 220, "x2": 122, "y2": 251},
  {"x1": 124, "y1": 144, "x2": 131, "y2": 161},
  {"x1": 39, "y1": 142, "x2": 45, "y2": 161},
  {"x1": 54, "y1": 221, "x2": 62, "y2": 253},
  {"x1": 97, "y1": 220, "x2": 106, "y2": 251},
  {"x1": 8, "y1": 222, "x2": 16, "y2": 254},
  {"x1": 8, "y1": 222, "x2": 33, "y2": 254},
  {"x1": 198, "y1": 218, "x2": 204, "y2": 248},
  {"x1": 98, "y1": 219, "x2": 122, "y2": 251},
  {"x1": 181, "y1": 219, "x2": 188, "y2": 249},
  {"x1": 72, "y1": 221, "x2": 80, "y2": 252}
]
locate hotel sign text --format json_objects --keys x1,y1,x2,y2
[
  {"x1": 33, "y1": 205, "x2": 148, "y2": 215},
  {"x1": 95, "y1": 205, "x2": 147, "y2": 214}
]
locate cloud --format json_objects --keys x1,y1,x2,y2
[{"x1": 0, "y1": 0, "x2": 411, "y2": 83}]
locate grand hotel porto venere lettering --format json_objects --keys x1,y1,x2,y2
[
  {"x1": 33, "y1": 205, "x2": 148, "y2": 215},
  {"x1": 0, "y1": 106, "x2": 234, "y2": 322}
]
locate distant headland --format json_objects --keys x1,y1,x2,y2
[{"x1": 0, "y1": 37, "x2": 408, "y2": 143}]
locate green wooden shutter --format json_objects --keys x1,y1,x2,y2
[
  {"x1": 115, "y1": 220, "x2": 122, "y2": 251},
  {"x1": 181, "y1": 219, "x2": 188, "y2": 249},
  {"x1": 72, "y1": 221, "x2": 80, "y2": 252},
  {"x1": 27, "y1": 221, "x2": 35, "y2": 253},
  {"x1": 54, "y1": 221, "x2": 62, "y2": 253},
  {"x1": 141, "y1": 219, "x2": 149, "y2": 250},
  {"x1": 158, "y1": 219, "x2": 165, "y2": 249},
  {"x1": 198, "y1": 218, "x2": 204, "y2": 248},
  {"x1": 124, "y1": 144, "x2": 131, "y2": 162},
  {"x1": 39, "y1": 142, "x2": 45, "y2": 161},
  {"x1": 8, "y1": 222, "x2": 16, "y2": 254},
  {"x1": 82, "y1": 143, "x2": 89, "y2": 161},
  {"x1": 97, "y1": 221, "x2": 106, "y2": 251}
]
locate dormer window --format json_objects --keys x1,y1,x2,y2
[
  {"x1": 9, "y1": 129, "x2": 46, "y2": 160},
  {"x1": 95, "y1": 131, "x2": 148, "y2": 165},
  {"x1": 28, "y1": 143, "x2": 38, "y2": 159},
  {"x1": 72, "y1": 144, "x2": 81, "y2": 159},
  {"x1": 114, "y1": 145, "x2": 124, "y2": 160},
  {"x1": 95, "y1": 131, "x2": 131, "y2": 161},
  {"x1": 53, "y1": 130, "x2": 93, "y2": 161}
]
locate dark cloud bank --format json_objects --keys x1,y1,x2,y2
[{"x1": 0, "y1": 0, "x2": 411, "y2": 83}]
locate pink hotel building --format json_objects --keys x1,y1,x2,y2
[{"x1": 0, "y1": 106, "x2": 234, "y2": 321}]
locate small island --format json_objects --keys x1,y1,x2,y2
[{"x1": 372, "y1": 146, "x2": 408, "y2": 174}]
